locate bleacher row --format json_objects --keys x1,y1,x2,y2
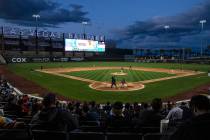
[
  {"x1": 0, "y1": 129, "x2": 169, "y2": 140},
  {"x1": 0, "y1": 102, "x2": 169, "y2": 140}
]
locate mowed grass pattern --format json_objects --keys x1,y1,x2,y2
[{"x1": 66, "y1": 69, "x2": 176, "y2": 82}]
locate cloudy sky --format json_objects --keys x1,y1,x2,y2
[{"x1": 0, "y1": 0, "x2": 209, "y2": 50}]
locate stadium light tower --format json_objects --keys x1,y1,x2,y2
[
  {"x1": 200, "y1": 20, "x2": 206, "y2": 30},
  {"x1": 32, "y1": 14, "x2": 40, "y2": 54},
  {"x1": 163, "y1": 25, "x2": 170, "y2": 56},
  {"x1": 82, "y1": 21, "x2": 88, "y2": 37},
  {"x1": 164, "y1": 25, "x2": 170, "y2": 30},
  {"x1": 199, "y1": 19, "x2": 207, "y2": 57},
  {"x1": 32, "y1": 14, "x2": 40, "y2": 33}
]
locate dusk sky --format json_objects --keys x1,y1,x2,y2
[{"x1": 0, "y1": 0, "x2": 209, "y2": 50}]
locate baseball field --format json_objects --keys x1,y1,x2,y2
[{"x1": 7, "y1": 62, "x2": 210, "y2": 103}]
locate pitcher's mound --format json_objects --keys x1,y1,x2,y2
[{"x1": 89, "y1": 82, "x2": 145, "y2": 91}]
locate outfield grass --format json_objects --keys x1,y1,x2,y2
[
  {"x1": 7, "y1": 62, "x2": 210, "y2": 103},
  {"x1": 65, "y1": 69, "x2": 175, "y2": 82}
]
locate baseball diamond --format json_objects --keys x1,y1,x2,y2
[{"x1": 5, "y1": 62, "x2": 210, "y2": 103}]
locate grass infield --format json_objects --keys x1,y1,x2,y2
[{"x1": 65, "y1": 69, "x2": 176, "y2": 82}]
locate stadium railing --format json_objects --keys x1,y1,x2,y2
[{"x1": 0, "y1": 54, "x2": 6, "y2": 64}]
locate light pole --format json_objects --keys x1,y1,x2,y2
[
  {"x1": 164, "y1": 25, "x2": 170, "y2": 30},
  {"x1": 199, "y1": 19, "x2": 206, "y2": 57},
  {"x1": 82, "y1": 21, "x2": 88, "y2": 39},
  {"x1": 32, "y1": 14, "x2": 40, "y2": 55},
  {"x1": 32, "y1": 14, "x2": 40, "y2": 33},
  {"x1": 0, "y1": 26, "x2": 4, "y2": 55},
  {"x1": 163, "y1": 25, "x2": 170, "y2": 57}
]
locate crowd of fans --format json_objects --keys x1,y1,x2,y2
[{"x1": 1, "y1": 78, "x2": 210, "y2": 140}]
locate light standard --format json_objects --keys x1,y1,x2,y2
[
  {"x1": 32, "y1": 14, "x2": 40, "y2": 54},
  {"x1": 82, "y1": 21, "x2": 88, "y2": 39},
  {"x1": 0, "y1": 26, "x2": 4, "y2": 55},
  {"x1": 163, "y1": 25, "x2": 170, "y2": 57},
  {"x1": 199, "y1": 19, "x2": 206, "y2": 57},
  {"x1": 32, "y1": 14, "x2": 40, "y2": 33},
  {"x1": 164, "y1": 25, "x2": 170, "y2": 30}
]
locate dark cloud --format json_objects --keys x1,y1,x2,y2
[
  {"x1": 116, "y1": 1, "x2": 210, "y2": 49},
  {"x1": 0, "y1": 0, "x2": 90, "y2": 26}
]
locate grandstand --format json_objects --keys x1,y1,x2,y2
[
  {"x1": 1, "y1": 1, "x2": 210, "y2": 139},
  {"x1": 0, "y1": 24, "x2": 210, "y2": 140},
  {"x1": 0, "y1": 21, "x2": 210, "y2": 139}
]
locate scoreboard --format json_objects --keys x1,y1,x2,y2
[{"x1": 65, "y1": 39, "x2": 105, "y2": 52}]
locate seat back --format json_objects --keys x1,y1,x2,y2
[
  {"x1": 107, "y1": 127, "x2": 134, "y2": 132},
  {"x1": 106, "y1": 132, "x2": 142, "y2": 140},
  {"x1": 32, "y1": 130, "x2": 67, "y2": 140},
  {"x1": 143, "y1": 133, "x2": 162, "y2": 140},
  {"x1": 79, "y1": 126, "x2": 104, "y2": 132},
  {"x1": 79, "y1": 121, "x2": 99, "y2": 126},
  {"x1": 0, "y1": 129, "x2": 31, "y2": 140},
  {"x1": 69, "y1": 132, "x2": 105, "y2": 140},
  {"x1": 140, "y1": 127, "x2": 160, "y2": 134}
]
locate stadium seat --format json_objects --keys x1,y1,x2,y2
[
  {"x1": 0, "y1": 102, "x2": 7, "y2": 105},
  {"x1": 143, "y1": 133, "x2": 163, "y2": 140},
  {"x1": 0, "y1": 129, "x2": 32, "y2": 140},
  {"x1": 69, "y1": 132, "x2": 105, "y2": 140},
  {"x1": 4, "y1": 114, "x2": 18, "y2": 119},
  {"x1": 16, "y1": 118, "x2": 32, "y2": 124},
  {"x1": 139, "y1": 127, "x2": 160, "y2": 134},
  {"x1": 106, "y1": 132, "x2": 143, "y2": 140},
  {"x1": 32, "y1": 130, "x2": 68, "y2": 140},
  {"x1": 107, "y1": 127, "x2": 134, "y2": 132},
  {"x1": 79, "y1": 125, "x2": 104, "y2": 132},
  {"x1": 79, "y1": 121, "x2": 99, "y2": 126}
]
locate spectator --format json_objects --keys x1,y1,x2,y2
[
  {"x1": 123, "y1": 103, "x2": 133, "y2": 121},
  {"x1": 162, "y1": 101, "x2": 173, "y2": 116},
  {"x1": 135, "y1": 98, "x2": 164, "y2": 127},
  {"x1": 30, "y1": 93, "x2": 79, "y2": 131},
  {"x1": 134, "y1": 102, "x2": 141, "y2": 115},
  {"x1": 79, "y1": 102, "x2": 89, "y2": 121},
  {"x1": 0, "y1": 114, "x2": 24, "y2": 129},
  {"x1": 103, "y1": 102, "x2": 112, "y2": 114},
  {"x1": 0, "y1": 116, "x2": 16, "y2": 128},
  {"x1": 179, "y1": 102, "x2": 192, "y2": 121},
  {"x1": 139, "y1": 102, "x2": 149, "y2": 116},
  {"x1": 169, "y1": 95, "x2": 210, "y2": 140},
  {"x1": 166, "y1": 105, "x2": 183, "y2": 122},
  {"x1": 86, "y1": 101, "x2": 99, "y2": 121},
  {"x1": 21, "y1": 95, "x2": 30, "y2": 116},
  {"x1": 106, "y1": 101, "x2": 130, "y2": 128},
  {"x1": 31, "y1": 98, "x2": 42, "y2": 116}
]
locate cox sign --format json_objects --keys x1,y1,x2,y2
[{"x1": 11, "y1": 58, "x2": 27, "y2": 63}]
